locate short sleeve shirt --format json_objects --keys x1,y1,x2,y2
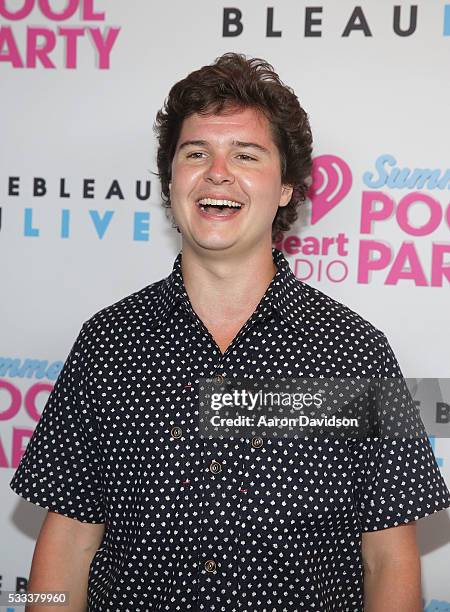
[{"x1": 10, "y1": 248, "x2": 450, "y2": 611}]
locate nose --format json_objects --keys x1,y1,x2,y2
[{"x1": 204, "y1": 154, "x2": 234, "y2": 185}]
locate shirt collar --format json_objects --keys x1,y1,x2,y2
[{"x1": 157, "y1": 247, "x2": 304, "y2": 330}]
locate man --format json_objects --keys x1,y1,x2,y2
[{"x1": 10, "y1": 53, "x2": 450, "y2": 611}]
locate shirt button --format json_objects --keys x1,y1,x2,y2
[
  {"x1": 170, "y1": 426, "x2": 182, "y2": 439},
  {"x1": 214, "y1": 373, "x2": 225, "y2": 385},
  {"x1": 251, "y1": 436, "x2": 264, "y2": 449},
  {"x1": 204, "y1": 559, "x2": 217, "y2": 572},
  {"x1": 209, "y1": 460, "x2": 222, "y2": 474}
]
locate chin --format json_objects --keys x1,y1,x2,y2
[
  {"x1": 197, "y1": 240, "x2": 236, "y2": 252},
  {"x1": 182, "y1": 228, "x2": 233, "y2": 249},
  {"x1": 186, "y1": 234, "x2": 237, "y2": 252}
]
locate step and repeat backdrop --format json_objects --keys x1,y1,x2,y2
[{"x1": 1, "y1": 1, "x2": 449, "y2": 609}]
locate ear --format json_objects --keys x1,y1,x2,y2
[{"x1": 279, "y1": 184, "x2": 293, "y2": 207}]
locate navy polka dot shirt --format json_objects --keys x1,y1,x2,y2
[{"x1": 10, "y1": 248, "x2": 450, "y2": 611}]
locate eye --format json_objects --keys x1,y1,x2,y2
[
  {"x1": 186, "y1": 151, "x2": 206, "y2": 159},
  {"x1": 236, "y1": 153, "x2": 257, "y2": 161}
]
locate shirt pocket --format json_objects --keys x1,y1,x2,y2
[{"x1": 237, "y1": 438, "x2": 356, "y2": 535}]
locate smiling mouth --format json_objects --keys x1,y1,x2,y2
[
  {"x1": 196, "y1": 198, "x2": 244, "y2": 218},
  {"x1": 197, "y1": 198, "x2": 243, "y2": 211}
]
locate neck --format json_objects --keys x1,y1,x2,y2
[{"x1": 180, "y1": 241, "x2": 277, "y2": 326}]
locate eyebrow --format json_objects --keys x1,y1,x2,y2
[
  {"x1": 233, "y1": 140, "x2": 270, "y2": 154},
  {"x1": 177, "y1": 140, "x2": 207, "y2": 151},
  {"x1": 177, "y1": 139, "x2": 270, "y2": 154}
]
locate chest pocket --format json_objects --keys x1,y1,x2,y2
[{"x1": 237, "y1": 438, "x2": 356, "y2": 535}]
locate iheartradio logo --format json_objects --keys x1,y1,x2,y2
[
  {"x1": 308, "y1": 155, "x2": 353, "y2": 225},
  {"x1": 279, "y1": 152, "x2": 450, "y2": 288}
]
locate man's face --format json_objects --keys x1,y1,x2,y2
[{"x1": 169, "y1": 106, "x2": 293, "y2": 255}]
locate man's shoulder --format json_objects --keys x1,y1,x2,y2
[
  {"x1": 297, "y1": 281, "x2": 402, "y2": 376},
  {"x1": 299, "y1": 280, "x2": 386, "y2": 344},
  {"x1": 81, "y1": 278, "x2": 167, "y2": 338}
]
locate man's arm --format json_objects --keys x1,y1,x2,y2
[
  {"x1": 362, "y1": 522, "x2": 421, "y2": 612},
  {"x1": 25, "y1": 511, "x2": 105, "y2": 612}
]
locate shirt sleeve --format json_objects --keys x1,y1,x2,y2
[
  {"x1": 349, "y1": 332, "x2": 450, "y2": 532},
  {"x1": 9, "y1": 324, "x2": 105, "y2": 523}
]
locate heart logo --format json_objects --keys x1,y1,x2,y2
[{"x1": 308, "y1": 155, "x2": 353, "y2": 225}]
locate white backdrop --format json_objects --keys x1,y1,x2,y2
[{"x1": 1, "y1": 1, "x2": 449, "y2": 610}]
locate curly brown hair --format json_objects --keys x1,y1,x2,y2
[{"x1": 153, "y1": 52, "x2": 313, "y2": 242}]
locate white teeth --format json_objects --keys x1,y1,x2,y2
[{"x1": 198, "y1": 198, "x2": 242, "y2": 209}]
